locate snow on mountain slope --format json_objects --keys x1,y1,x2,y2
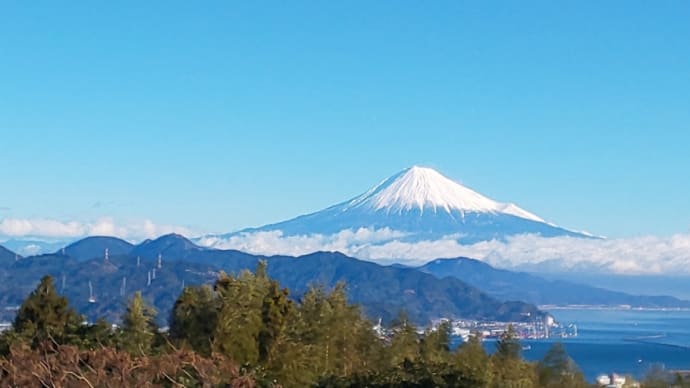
[
  {"x1": 201, "y1": 166, "x2": 593, "y2": 246},
  {"x1": 192, "y1": 168, "x2": 690, "y2": 276},
  {"x1": 344, "y1": 166, "x2": 544, "y2": 221}
]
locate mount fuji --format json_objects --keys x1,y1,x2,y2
[{"x1": 202, "y1": 166, "x2": 592, "y2": 246}]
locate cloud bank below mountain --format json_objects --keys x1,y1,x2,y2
[
  {"x1": 198, "y1": 229, "x2": 690, "y2": 275},
  {"x1": 0, "y1": 217, "x2": 192, "y2": 241},
  {"x1": 4, "y1": 217, "x2": 689, "y2": 275}
]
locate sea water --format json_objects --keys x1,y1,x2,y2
[{"x1": 455, "y1": 309, "x2": 690, "y2": 382}]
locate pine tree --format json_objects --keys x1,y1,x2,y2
[
  {"x1": 494, "y1": 324, "x2": 521, "y2": 361},
  {"x1": 299, "y1": 287, "x2": 329, "y2": 350},
  {"x1": 120, "y1": 291, "x2": 157, "y2": 356},
  {"x1": 388, "y1": 312, "x2": 420, "y2": 367},
  {"x1": 420, "y1": 321, "x2": 451, "y2": 365},
  {"x1": 454, "y1": 334, "x2": 492, "y2": 387},
  {"x1": 169, "y1": 285, "x2": 218, "y2": 356},
  {"x1": 492, "y1": 325, "x2": 536, "y2": 388},
  {"x1": 258, "y1": 280, "x2": 293, "y2": 364},
  {"x1": 78, "y1": 319, "x2": 116, "y2": 349},
  {"x1": 212, "y1": 270, "x2": 263, "y2": 365},
  {"x1": 13, "y1": 275, "x2": 83, "y2": 347},
  {"x1": 255, "y1": 259, "x2": 269, "y2": 283},
  {"x1": 327, "y1": 283, "x2": 378, "y2": 377},
  {"x1": 287, "y1": 285, "x2": 331, "y2": 383},
  {"x1": 260, "y1": 281, "x2": 317, "y2": 387},
  {"x1": 301, "y1": 284, "x2": 384, "y2": 386},
  {"x1": 537, "y1": 342, "x2": 588, "y2": 387}
]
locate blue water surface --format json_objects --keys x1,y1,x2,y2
[{"x1": 456, "y1": 309, "x2": 690, "y2": 382}]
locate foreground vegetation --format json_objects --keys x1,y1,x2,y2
[{"x1": 0, "y1": 262, "x2": 681, "y2": 387}]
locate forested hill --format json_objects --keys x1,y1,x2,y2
[
  {"x1": 0, "y1": 267, "x2": 592, "y2": 387},
  {"x1": 0, "y1": 245, "x2": 18, "y2": 264},
  {"x1": 0, "y1": 234, "x2": 542, "y2": 325},
  {"x1": 419, "y1": 257, "x2": 690, "y2": 308}
]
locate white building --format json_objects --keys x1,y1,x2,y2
[{"x1": 596, "y1": 373, "x2": 628, "y2": 388}]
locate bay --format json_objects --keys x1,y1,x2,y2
[{"x1": 454, "y1": 308, "x2": 690, "y2": 382}]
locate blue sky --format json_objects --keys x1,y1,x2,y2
[{"x1": 1, "y1": 1, "x2": 689, "y2": 239}]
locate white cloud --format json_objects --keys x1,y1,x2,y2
[
  {"x1": 197, "y1": 227, "x2": 406, "y2": 257},
  {"x1": 0, "y1": 218, "x2": 86, "y2": 238},
  {"x1": 199, "y1": 229, "x2": 690, "y2": 275},
  {"x1": 0, "y1": 217, "x2": 192, "y2": 241},
  {"x1": 5, "y1": 216, "x2": 690, "y2": 275}
]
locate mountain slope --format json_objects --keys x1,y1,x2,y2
[
  {"x1": 264, "y1": 252, "x2": 540, "y2": 323},
  {"x1": 1, "y1": 239, "x2": 69, "y2": 256},
  {"x1": 338, "y1": 166, "x2": 544, "y2": 220},
  {"x1": 0, "y1": 237, "x2": 544, "y2": 325},
  {"x1": 0, "y1": 245, "x2": 18, "y2": 264},
  {"x1": 419, "y1": 257, "x2": 690, "y2": 308},
  {"x1": 207, "y1": 166, "x2": 591, "y2": 246},
  {"x1": 0, "y1": 252, "x2": 215, "y2": 325},
  {"x1": 131, "y1": 233, "x2": 206, "y2": 260},
  {"x1": 131, "y1": 234, "x2": 261, "y2": 268},
  {"x1": 63, "y1": 236, "x2": 134, "y2": 261}
]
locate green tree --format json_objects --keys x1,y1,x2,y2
[
  {"x1": 255, "y1": 259, "x2": 269, "y2": 283},
  {"x1": 494, "y1": 325, "x2": 521, "y2": 361},
  {"x1": 324, "y1": 282, "x2": 374, "y2": 377},
  {"x1": 0, "y1": 268, "x2": 599, "y2": 388},
  {"x1": 420, "y1": 321, "x2": 451, "y2": 365},
  {"x1": 78, "y1": 318, "x2": 116, "y2": 349},
  {"x1": 120, "y1": 291, "x2": 157, "y2": 355},
  {"x1": 537, "y1": 342, "x2": 587, "y2": 388},
  {"x1": 387, "y1": 312, "x2": 421, "y2": 368},
  {"x1": 169, "y1": 285, "x2": 218, "y2": 356},
  {"x1": 212, "y1": 270, "x2": 264, "y2": 365},
  {"x1": 491, "y1": 326, "x2": 536, "y2": 388},
  {"x1": 454, "y1": 334, "x2": 492, "y2": 387},
  {"x1": 295, "y1": 286, "x2": 332, "y2": 375},
  {"x1": 290, "y1": 283, "x2": 382, "y2": 384},
  {"x1": 12, "y1": 275, "x2": 83, "y2": 347},
  {"x1": 491, "y1": 360, "x2": 536, "y2": 388},
  {"x1": 258, "y1": 280, "x2": 293, "y2": 364}
]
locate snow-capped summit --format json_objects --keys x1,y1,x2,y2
[
  {"x1": 203, "y1": 166, "x2": 592, "y2": 245},
  {"x1": 345, "y1": 166, "x2": 544, "y2": 222}
]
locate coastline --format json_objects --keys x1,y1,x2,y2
[{"x1": 540, "y1": 305, "x2": 690, "y2": 312}]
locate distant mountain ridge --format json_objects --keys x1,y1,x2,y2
[
  {"x1": 132, "y1": 233, "x2": 206, "y2": 259},
  {"x1": 63, "y1": 236, "x2": 134, "y2": 261},
  {"x1": 0, "y1": 235, "x2": 543, "y2": 325},
  {"x1": 0, "y1": 245, "x2": 18, "y2": 264},
  {"x1": 419, "y1": 257, "x2": 690, "y2": 308},
  {"x1": 1, "y1": 239, "x2": 67, "y2": 257},
  {"x1": 2, "y1": 233, "x2": 687, "y2": 328}
]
